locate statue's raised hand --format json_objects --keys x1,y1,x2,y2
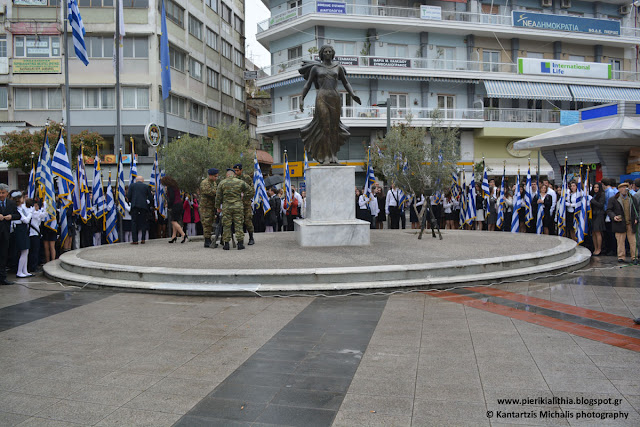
[
  {"x1": 300, "y1": 104, "x2": 304, "y2": 113},
  {"x1": 353, "y1": 96, "x2": 361, "y2": 105}
]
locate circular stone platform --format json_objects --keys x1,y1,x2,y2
[{"x1": 44, "y1": 230, "x2": 591, "y2": 295}]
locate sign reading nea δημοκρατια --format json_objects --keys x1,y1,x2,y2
[{"x1": 512, "y1": 11, "x2": 620, "y2": 36}]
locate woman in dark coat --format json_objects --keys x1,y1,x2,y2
[
  {"x1": 590, "y1": 182, "x2": 606, "y2": 255},
  {"x1": 161, "y1": 175, "x2": 188, "y2": 243}
]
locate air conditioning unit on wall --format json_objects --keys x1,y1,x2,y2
[
  {"x1": 541, "y1": 0, "x2": 552, "y2": 8},
  {"x1": 561, "y1": 0, "x2": 571, "y2": 8},
  {"x1": 619, "y1": 5, "x2": 631, "y2": 14}
]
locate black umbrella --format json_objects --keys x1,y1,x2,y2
[{"x1": 264, "y1": 175, "x2": 284, "y2": 188}]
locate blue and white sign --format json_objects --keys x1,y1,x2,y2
[
  {"x1": 512, "y1": 11, "x2": 620, "y2": 36},
  {"x1": 317, "y1": 2, "x2": 346, "y2": 14},
  {"x1": 518, "y1": 58, "x2": 611, "y2": 79},
  {"x1": 560, "y1": 111, "x2": 580, "y2": 126},
  {"x1": 420, "y1": 5, "x2": 442, "y2": 21}
]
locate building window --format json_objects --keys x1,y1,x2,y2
[
  {"x1": 0, "y1": 35, "x2": 7, "y2": 57},
  {"x1": 188, "y1": 15, "x2": 203, "y2": 40},
  {"x1": 68, "y1": 35, "x2": 114, "y2": 58},
  {"x1": 527, "y1": 52, "x2": 544, "y2": 59},
  {"x1": 163, "y1": 93, "x2": 186, "y2": 117},
  {"x1": 123, "y1": 36, "x2": 148, "y2": 58},
  {"x1": 234, "y1": 84, "x2": 244, "y2": 101},
  {"x1": 288, "y1": 45, "x2": 302, "y2": 61},
  {"x1": 389, "y1": 93, "x2": 407, "y2": 117},
  {"x1": 14, "y1": 88, "x2": 62, "y2": 110},
  {"x1": 70, "y1": 88, "x2": 114, "y2": 109},
  {"x1": 78, "y1": 0, "x2": 120, "y2": 6},
  {"x1": 610, "y1": 58, "x2": 622, "y2": 79},
  {"x1": 234, "y1": 15, "x2": 244, "y2": 33},
  {"x1": 122, "y1": 87, "x2": 149, "y2": 109},
  {"x1": 169, "y1": 45, "x2": 185, "y2": 72},
  {"x1": 437, "y1": 94, "x2": 455, "y2": 119},
  {"x1": 163, "y1": 0, "x2": 184, "y2": 28},
  {"x1": 14, "y1": 35, "x2": 61, "y2": 58},
  {"x1": 290, "y1": 95, "x2": 301, "y2": 111},
  {"x1": 569, "y1": 55, "x2": 585, "y2": 62},
  {"x1": 208, "y1": 108, "x2": 219, "y2": 126},
  {"x1": 206, "y1": 0, "x2": 218, "y2": 13},
  {"x1": 333, "y1": 41, "x2": 356, "y2": 56},
  {"x1": 207, "y1": 67, "x2": 219, "y2": 89},
  {"x1": 206, "y1": 28, "x2": 218, "y2": 51},
  {"x1": 221, "y1": 40, "x2": 232, "y2": 59},
  {"x1": 234, "y1": 49, "x2": 244, "y2": 67},
  {"x1": 221, "y1": 3, "x2": 232, "y2": 23},
  {"x1": 191, "y1": 102, "x2": 204, "y2": 123},
  {"x1": 435, "y1": 46, "x2": 455, "y2": 70},
  {"x1": 482, "y1": 50, "x2": 500, "y2": 72},
  {"x1": 221, "y1": 77, "x2": 232, "y2": 95},
  {"x1": 121, "y1": 0, "x2": 148, "y2": 7},
  {"x1": 189, "y1": 58, "x2": 203, "y2": 81},
  {"x1": 388, "y1": 44, "x2": 407, "y2": 58},
  {"x1": 0, "y1": 86, "x2": 7, "y2": 109}
]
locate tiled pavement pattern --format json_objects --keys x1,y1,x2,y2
[{"x1": 0, "y1": 256, "x2": 637, "y2": 426}]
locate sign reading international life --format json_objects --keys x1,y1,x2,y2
[
  {"x1": 317, "y1": 2, "x2": 346, "y2": 14},
  {"x1": 518, "y1": 58, "x2": 611, "y2": 79},
  {"x1": 512, "y1": 11, "x2": 620, "y2": 36},
  {"x1": 420, "y1": 5, "x2": 442, "y2": 21}
]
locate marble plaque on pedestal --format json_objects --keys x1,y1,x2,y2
[{"x1": 295, "y1": 165, "x2": 370, "y2": 247}]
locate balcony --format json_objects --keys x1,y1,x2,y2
[
  {"x1": 257, "y1": 106, "x2": 564, "y2": 134},
  {"x1": 257, "y1": 3, "x2": 640, "y2": 40},
  {"x1": 258, "y1": 54, "x2": 640, "y2": 85}
]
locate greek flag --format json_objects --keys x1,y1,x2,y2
[
  {"x1": 51, "y1": 135, "x2": 74, "y2": 244},
  {"x1": 524, "y1": 164, "x2": 533, "y2": 226},
  {"x1": 482, "y1": 166, "x2": 490, "y2": 208},
  {"x1": 129, "y1": 139, "x2": 138, "y2": 186},
  {"x1": 496, "y1": 166, "x2": 506, "y2": 230},
  {"x1": 467, "y1": 173, "x2": 477, "y2": 223},
  {"x1": 303, "y1": 150, "x2": 309, "y2": 184},
  {"x1": 157, "y1": 169, "x2": 167, "y2": 218},
  {"x1": 511, "y1": 173, "x2": 522, "y2": 233},
  {"x1": 584, "y1": 172, "x2": 591, "y2": 236},
  {"x1": 252, "y1": 154, "x2": 271, "y2": 214},
  {"x1": 556, "y1": 167, "x2": 567, "y2": 237},
  {"x1": 56, "y1": 178, "x2": 70, "y2": 247},
  {"x1": 459, "y1": 171, "x2": 467, "y2": 227},
  {"x1": 116, "y1": 150, "x2": 127, "y2": 216},
  {"x1": 92, "y1": 152, "x2": 106, "y2": 222},
  {"x1": 536, "y1": 191, "x2": 545, "y2": 234},
  {"x1": 40, "y1": 132, "x2": 57, "y2": 232},
  {"x1": 284, "y1": 151, "x2": 292, "y2": 210},
  {"x1": 77, "y1": 147, "x2": 90, "y2": 223},
  {"x1": 376, "y1": 145, "x2": 385, "y2": 158},
  {"x1": 363, "y1": 147, "x2": 376, "y2": 206},
  {"x1": 451, "y1": 171, "x2": 460, "y2": 200},
  {"x1": 68, "y1": 0, "x2": 89, "y2": 66},
  {"x1": 51, "y1": 135, "x2": 75, "y2": 190},
  {"x1": 27, "y1": 161, "x2": 36, "y2": 199},
  {"x1": 574, "y1": 171, "x2": 585, "y2": 244},
  {"x1": 105, "y1": 172, "x2": 119, "y2": 244}
]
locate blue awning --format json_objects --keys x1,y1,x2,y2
[
  {"x1": 484, "y1": 80, "x2": 572, "y2": 101},
  {"x1": 259, "y1": 76, "x2": 304, "y2": 90},
  {"x1": 569, "y1": 85, "x2": 640, "y2": 102}
]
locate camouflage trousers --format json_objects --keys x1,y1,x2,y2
[
  {"x1": 243, "y1": 202, "x2": 254, "y2": 233},
  {"x1": 200, "y1": 206, "x2": 215, "y2": 239},
  {"x1": 222, "y1": 207, "x2": 245, "y2": 243}
]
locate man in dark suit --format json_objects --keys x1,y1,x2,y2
[
  {"x1": 0, "y1": 183, "x2": 20, "y2": 285},
  {"x1": 126, "y1": 175, "x2": 153, "y2": 244}
]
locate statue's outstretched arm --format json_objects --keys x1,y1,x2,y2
[
  {"x1": 300, "y1": 67, "x2": 317, "y2": 112},
  {"x1": 339, "y1": 66, "x2": 361, "y2": 105}
]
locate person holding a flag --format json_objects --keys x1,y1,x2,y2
[{"x1": 535, "y1": 184, "x2": 553, "y2": 235}]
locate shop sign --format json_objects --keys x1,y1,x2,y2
[
  {"x1": 269, "y1": 10, "x2": 298, "y2": 27},
  {"x1": 518, "y1": 58, "x2": 611, "y2": 79},
  {"x1": 420, "y1": 5, "x2": 442, "y2": 21},
  {"x1": 14, "y1": 0, "x2": 48, "y2": 5},
  {"x1": 144, "y1": 123, "x2": 161, "y2": 147},
  {"x1": 512, "y1": 11, "x2": 620, "y2": 36},
  {"x1": 314, "y1": 55, "x2": 358, "y2": 65},
  {"x1": 317, "y1": 2, "x2": 346, "y2": 14},
  {"x1": 13, "y1": 58, "x2": 61, "y2": 74},
  {"x1": 368, "y1": 57, "x2": 411, "y2": 68}
]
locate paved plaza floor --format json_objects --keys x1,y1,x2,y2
[{"x1": 1, "y1": 255, "x2": 639, "y2": 426}]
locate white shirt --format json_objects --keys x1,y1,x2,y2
[
  {"x1": 547, "y1": 187, "x2": 557, "y2": 214},
  {"x1": 27, "y1": 206, "x2": 48, "y2": 237},
  {"x1": 443, "y1": 198, "x2": 458, "y2": 214},
  {"x1": 566, "y1": 192, "x2": 578, "y2": 213},
  {"x1": 414, "y1": 195, "x2": 426, "y2": 207},
  {"x1": 11, "y1": 203, "x2": 32, "y2": 231},
  {"x1": 385, "y1": 188, "x2": 403, "y2": 214}
]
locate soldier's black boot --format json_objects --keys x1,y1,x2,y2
[
  {"x1": 237, "y1": 241, "x2": 245, "y2": 250},
  {"x1": 248, "y1": 232, "x2": 255, "y2": 245},
  {"x1": 204, "y1": 238, "x2": 211, "y2": 248},
  {"x1": 223, "y1": 242, "x2": 230, "y2": 250}
]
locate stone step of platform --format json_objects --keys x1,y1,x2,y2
[{"x1": 44, "y1": 240, "x2": 591, "y2": 296}]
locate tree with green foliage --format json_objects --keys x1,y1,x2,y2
[
  {"x1": 159, "y1": 121, "x2": 254, "y2": 193},
  {"x1": 0, "y1": 121, "x2": 101, "y2": 173},
  {"x1": 371, "y1": 112, "x2": 460, "y2": 239}
]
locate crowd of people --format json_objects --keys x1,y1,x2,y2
[{"x1": 1, "y1": 170, "x2": 639, "y2": 286}]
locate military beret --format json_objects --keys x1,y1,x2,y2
[
  {"x1": 226, "y1": 168, "x2": 234, "y2": 172},
  {"x1": 208, "y1": 168, "x2": 219, "y2": 175},
  {"x1": 233, "y1": 163, "x2": 243, "y2": 170}
]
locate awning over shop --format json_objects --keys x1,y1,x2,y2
[
  {"x1": 484, "y1": 81, "x2": 572, "y2": 101},
  {"x1": 569, "y1": 85, "x2": 640, "y2": 102},
  {"x1": 259, "y1": 76, "x2": 304, "y2": 90},
  {"x1": 256, "y1": 149, "x2": 274, "y2": 165},
  {"x1": 349, "y1": 74, "x2": 479, "y2": 84}
]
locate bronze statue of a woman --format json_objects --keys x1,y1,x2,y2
[{"x1": 299, "y1": 45, "x2": 361, "y2": 165}]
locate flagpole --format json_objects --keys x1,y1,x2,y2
[
  {"x1": 115, "y1": 0, "x2": 122, "y2": 156},
  {"x1": 64, "y1": 2, "x2": 71, "y2": 155}
]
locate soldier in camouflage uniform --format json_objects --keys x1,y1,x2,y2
[
  {"x1": 216, "y1": 169, "x2": 251, "y2": 250},
  {"x1": 233, "y1": 163, "x2": 255, "y2": 245},
  {"x1": 199, "y1": 168, "x2": 219, "y2": 248}
]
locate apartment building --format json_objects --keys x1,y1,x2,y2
[
  {"x1": 255, "y1": 0, "x2": 640, "y2": 184},
  {"x1": 0, "y1": 0, "x2": 246, "y2": 185}
]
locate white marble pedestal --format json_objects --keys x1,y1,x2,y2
[{"x1": 294, "y1": 166, "x2": 370, "y2": 247}]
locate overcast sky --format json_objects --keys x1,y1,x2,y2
[{"x1": 245, "y1": 0, "x2": 271, "y2": 68}]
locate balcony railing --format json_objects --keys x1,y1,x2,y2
[
  {"x1": 258, "y1": 107, "x2": 487, "y2": 128},
  {"x1": 484, "y1": 108, "x2": 560, "y2": 123},
  {"x1": 257, "y1": 3, "x2": 639, "y2": 38},
  {"x1": 260, "y1": 54, "x2": 640, "y2": 83}
]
